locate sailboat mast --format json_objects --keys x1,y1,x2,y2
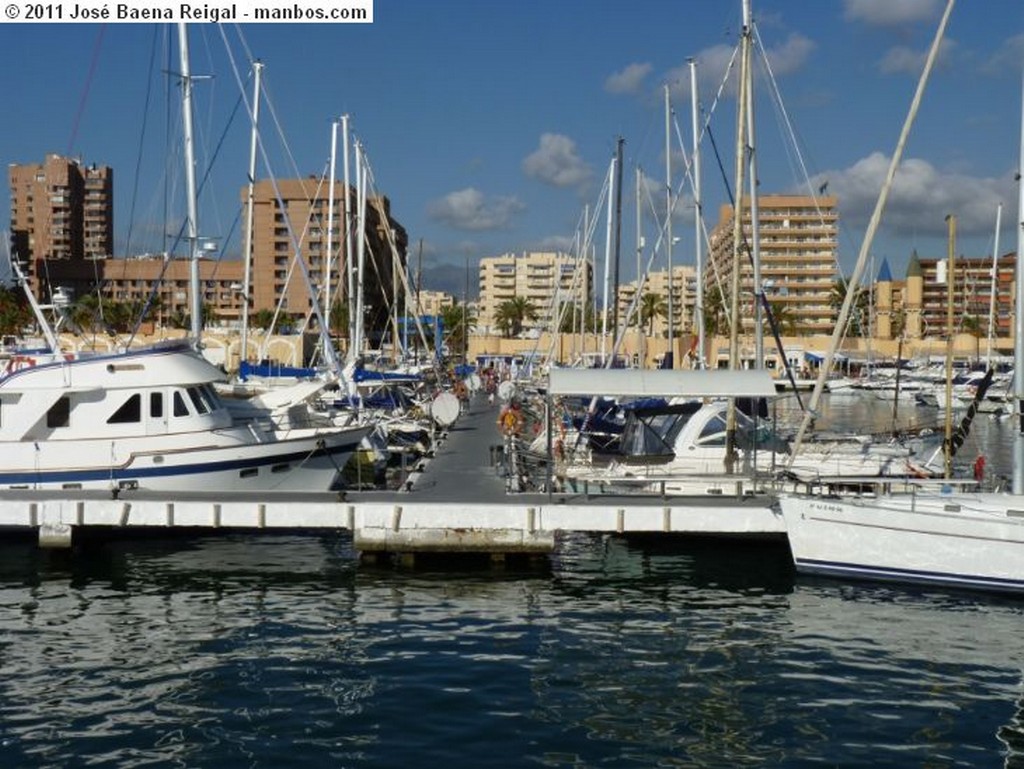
[
  {"x1": 665, "y1": 85, "x2": 674, "y2": 367},
  {"x1": 987, "y1": 202, "x2": 1002, "y2": 367},
  {"x1": 354, "y1": 142, "x2": 367, "y2": 360},
  {"x1": 601, "y1": 155, "x2": 615, "y2": 359},
  {"x1": 636, "y1": 166, "x2": 644, "y2": 365},
  {"x1": 342, "y1": 114, "x2": 355, "y2": 361},
  {"x1": 944, "y1": 215, "x2": 956, "y2": 479},
  {"x1": 1014, "y1": 71, "x2": 1024, "y2": 495},
  {"x1": 177, "y1": 23, "x2": 202, "y2": 342},
  {"x1": 325, "y1": 118, "x2": 339, "y2": 324},
  {"x1": 690, "y1": 58, "x2": 704, "y2": 369},
  {"x1": 612, "y1": 136, "x2": 625, "y2": 342},
  {"x1": 240, "y1": 59, "x2": 262, "y2": 366},
  {"x1": 745, "y1": 4, "x2": 763, "y2": 367},
  {"x1": 725, "y1": 0, "x2": 751, "y2": 473}
]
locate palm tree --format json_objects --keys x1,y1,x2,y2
[
  {"x1": 703, "y1": 285, "x2": 728, "y2": 337},
  {"x1": 766, "y1": 300, "x2": 797, "y2": 336},
  {"x1": 252, "y1": 308, "x2": 276, "y2": 331},
  {"x1": 830, "y1": 279, "x2": 870, "y2": 337},
  {"x1": 167, "y1": 302, "x2": 214, "y2": 332},
  {"x1": 961, "y1": 314, "x2": 983, "y2": 362},
  {"x1": 558, "y1": 303, "x2": 598, "y2": 333},
  {"x1": 494, "y1": 296, "x2": 537, "y2": 338},
  {"x1": 0, "y1": 285, "x2": 31, "y2": 336},
  {"x1": 439, "y1": 301, "x2": 476, "y2": 359},
  {"x1": 639, "y1": 292, "x2": 668, "y2": 336},
  {"x1": 328, "y1": 299, "x2": 349, "y2": 338}
]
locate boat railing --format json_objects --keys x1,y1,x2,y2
[{"x1": 777, "y1": 473, "x2": 982, "y2": 499}]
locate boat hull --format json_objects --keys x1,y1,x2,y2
[
  {"x1": 0, "y1": 425, "x2": 370, "y2": 493},
  {"x1": 779, "y1": 492, "x2": 1024, "y2": 594}
]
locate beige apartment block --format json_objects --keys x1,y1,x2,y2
[
  {"x1": 617, "y1": 265, "x2": 696, "y2": 336},
  {"x1": 415, "y1": 290, "x2": 455, "y2": 317},
  {"x1": 706, "y1": 194, "x2": 838, "y2": 336},
  {"x1": 478, "y1": 251, "x2": 591, "y2": 334}
]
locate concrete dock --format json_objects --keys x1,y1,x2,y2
[{"x1": 0, "y1": 392, "x2": 785, "y2": 552}]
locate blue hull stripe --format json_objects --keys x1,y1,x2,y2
[
  {"x1": 0, "y1": 440, "x2": 362, "y2": 487},
  {"x1": 795, "y1": 557, "x2": 1024, "y2": 594}
]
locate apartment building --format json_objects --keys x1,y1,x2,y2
[
  {"x1": 245, "y1": 178, "x2": 407, "y2": 337},
  {"x1": 415, "y1": 289, "x2": 455, "y2": 317},
  {"x1": 8, "y1": 162, "x2": 407, "y2": 337},
  {"x1": 706, "y1": 194, "x2": 838, "y2": 336},
  {"x1": 894, "y1": 250, "x2": 1015, "y2": 341},
  {"x1": 97, "y1": 256, "x2": 244, "y2": 329},
  {"x1": 9, "y1": 154, "x2": 113, "y2": 294},
  {"x1": 617, "y1": 265, "x2": 696, "y2": 336},
  {"x1": 478, "y1": 251, "x2": 591, "y2": 334}
]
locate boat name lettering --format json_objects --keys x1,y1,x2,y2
[{"x1": 809, "y1": 502, "x2": 843, "y2": 514}]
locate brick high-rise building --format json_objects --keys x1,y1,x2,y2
[
  {"x1": 245, "y1": 178, "x2": 407, "y2": 341},
  {"x1": 8, "y1": 154, "x2": 113, "y2": 297}
]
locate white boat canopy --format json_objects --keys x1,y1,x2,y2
[{"x1": 547, "y1": 368, "x2": 777, "y2": 398}]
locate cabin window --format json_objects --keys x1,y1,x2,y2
[
  {"x1": 173, "y1": 391, "x2": 189, "y2": 417},
  {"x1": 187, "y1": 386, "x2": 210, "y2": 415},
  {"x1": 150, "y1": 392, "x2": 163, "y2": 418},
  {"x1": 47, "y1": 397, "x2": 70, "y2": 428},
  {"x1": 108, "y1": 394, "x2": 141, "y2": 424},
  {"x1": 201, "y1": 384, "x2": 222, "y2": 410},
  {"x1": 696, "y1": 414, "x2": 727, "y2": 447}
]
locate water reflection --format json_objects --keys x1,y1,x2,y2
[
  {"x1": 0, "y1": 531, "x2": 1021, "y2": 767},
  {"x1": 775, "y1": 391, "x2": 1015, "y2": 478}
]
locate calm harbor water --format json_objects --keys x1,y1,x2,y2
[{"x1": 2, "y1": 393, "x2": 1023, "y2": 768}]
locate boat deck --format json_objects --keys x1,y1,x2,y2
[{"x1": 0, "y1": 391, "x2": 785, "y2": 552}]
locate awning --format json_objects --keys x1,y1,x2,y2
[
  {"x1": 547, "y1": 368, "x2": 777, "y2": 398},
  {"x1": 804, "y1": 351, "x2": 847, "y2": 364}
]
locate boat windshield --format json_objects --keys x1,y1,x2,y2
[{"x1": 617, "y1": 401, "x2": 702, "y2": 458}]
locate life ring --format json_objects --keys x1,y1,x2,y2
[
  {"x1": 9, "y1": 355, "x2": 36, "y2": 372},
  {"x1": 498, "y1": 406, "x2": 523, "y2": 436}
]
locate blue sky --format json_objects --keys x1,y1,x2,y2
[{"x1": 2, "y1": 0, "x2": 1023, "y2": 296}]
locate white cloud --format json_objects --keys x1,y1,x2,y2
[
  {"x1": 665, "y1": 43, "x2": 736, "y2": 101},
  {"x1": 983, "y1": 33, "x2": 1024, "y2": 74},
  {"x1": 879, "y1": 45, "x2": 926, "y2": 75},
  {"x1": 533, "y1": 235, "x2": 576, "y2": 253},
  {"x1": 811, "y1": 152, "x2": 1013, "y2": 239},
  {"x1": 522, "y1": 133, "x2": 593, "y2": 189},
  {"x1": 426, "y1": 188, "x2": 524, "y2": 231},
  {"x1": 843, "y1": 0, "x2": 943, "y2": 27},
  {"x1": 765, "y1": 33, "x2": 816, "y2": 76},
  {"x1": 605, "y1": 62, "x2": 652, "y2": 95},
  {"x1": 879, "y1": 38, "x2": 956, "y2": 75},
  {"x1": 665, "y1": 33, "x2": 813, "y2": 102}
]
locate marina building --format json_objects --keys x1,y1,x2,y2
[
  {"x1": 8, "y1": 154, "x2": 114, "y2": 295},
  {"x1": 705, "y1": 194, "x2": 838, "y2": 336},
  {"x1": 244, "y1": 178, "x2": 408, "y2": 338},
  {"x1": 876, "y1": 250, "x2": 1016, "y2": 342},
  {"x1": 617, "y1": 265, "x2": 697, "y2": 337},
  {"x1": 415, "y1": 290, "x2": 456, "y2": 316},
  {"x1": 7, "y1": 162, "x2": 407, "y2": 342},
  {"x1": 478, "y1": 251, "x2": 591, "y2": 335}
]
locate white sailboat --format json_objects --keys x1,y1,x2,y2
[{"x1": 778, "y1": 6, "x2": 1024, "y2": 595}]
